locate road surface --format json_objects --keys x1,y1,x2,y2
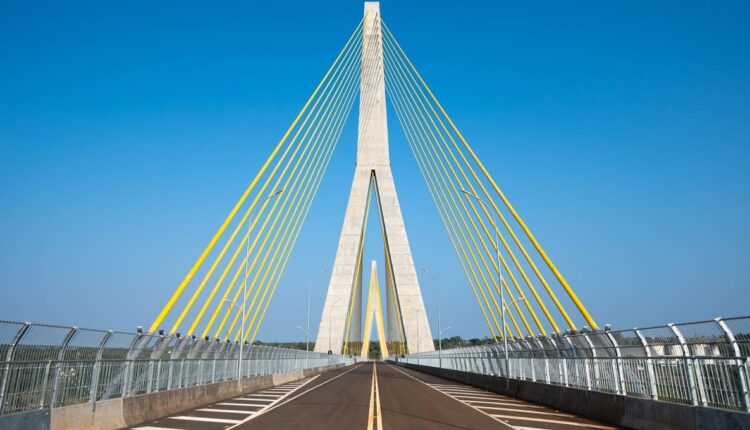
[{"x1": 128, "y1": 362, "x2": 622, "y2": 430}]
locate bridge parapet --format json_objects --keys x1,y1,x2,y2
[
  {"x1": 394, "y1": 315, "x2": 750, "y2": 414},
  {"x1": 0, "y1": 319, "x2": 354, "y2": 418}
]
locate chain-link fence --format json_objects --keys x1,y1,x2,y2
[
  {"x1": 394, "y1": 316, "x2": 750, "y2": 413},
  {"x1": 0, "y1": 320, "x2": 354, "y2": 416}
]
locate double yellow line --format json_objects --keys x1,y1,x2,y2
[{"x1": 367, "y1": 363, "x2": 383, "y2": 430}]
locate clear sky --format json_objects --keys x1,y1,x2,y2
[{"x1": 1, "y1": 1, "x2": 748, "y2": 340}]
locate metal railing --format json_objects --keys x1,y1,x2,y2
[
  {"x1": 0, "y1": 320, "x2": 354, "y2": 416},
  {"x1": 394, "y1": 316, "x2": 750, "y2": 413}
]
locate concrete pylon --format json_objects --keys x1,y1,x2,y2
[
  {"x1": 361, "y1": 260, "x2": 389, "y2": 360},
  {"x1": 314, "y1": 2, "x2": 434, "y2": 355}
]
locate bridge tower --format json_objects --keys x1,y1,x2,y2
[{"x1": 314, "y1": 2, "x2": 434, "y2": 355}]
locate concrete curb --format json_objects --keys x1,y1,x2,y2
[{"x1": 397, "y1": 363, "x2": 750, "y2": 430}]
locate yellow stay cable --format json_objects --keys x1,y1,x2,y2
[
  {"x1": 247, "y1": 84, "x2": 359, "y2": 343},
  {"x1": 387, "y1": 76, "x2": 500, "y2": 341},
  {"x1": 206, "y1": 39, "x2": 363, "y2": 340},
  {"x1": 385, "y1": 47, "x2": 526, "y2": 339},
  {"x1": 383, "y1": 40, "x2": 541, "y2": 336},
  {"x1": 225, "y1": 55, "x2": 361, "y2": 341},
  {"x1": 184, "y1": 33, "x2": 365, "y2": 336},
  {"x1": 205, "y1": 46, "x2": 364, "y2": 340},
  {"x1": 149, "y1": 19, "x2": 364, "y2": 334},
  {"x1": 234, "y1": 60, "x2": 363, "y2": 341},
  {"x1": 386, "y1": 61, "x2": 512, "y2": 339},
  {"x1": 384, "y1": 36, "x2": 550, "y2": 334},
  {"x1": 383, "y1": 23, "x2": 597, "y2": 330}
]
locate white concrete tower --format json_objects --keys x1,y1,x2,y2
[{"x1": 314, "y1": 2, "x2": 434, "y2": 355}]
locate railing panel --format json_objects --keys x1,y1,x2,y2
[{"x1": 395, "y1": 315, "x2": 750, "y2": 414}]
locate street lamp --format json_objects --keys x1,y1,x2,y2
[
  {"x1": 421, "y1": 268, "x2": 442, "y2": 368},
  {"x1": 307, "y1": 270, "x2": 328, "y2": 353},
  {"x1": 235, "y1": 188, "x2": 283, "y2": 391},
  {"x1": 460, "y1": 189, "x2": 509, "y2": 389}
]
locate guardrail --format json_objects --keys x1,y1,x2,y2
[
  {"x1": 394, "y1": 316, "x2": 750, "y2": 413},
  {"x1": 0, "y1": 320, "x2": 354, "y2": 416}
]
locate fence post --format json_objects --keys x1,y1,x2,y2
[
  {"x1": 582, "y1": 333, "x2": 599, "y2": 390},
  {"x1": 88, "y1": 331, "x2": 112, "y2": 410},
  {"x1": 669, "y1": 324, "x2": 701, "y2": 406},
  {"x1": 717, "y1": 318, "x2": 750, "y2": 412},
  {"x1": 123, "y1": 332, "x2": 143, "y2": 397},
  {"x1": 634, "y1": 329, "x2": 659, "y2": 400},
  {"x1": 39, "y1": 361, "x2": 52, "y2": 410},
  {"x1": 48, "y1": 327, "x2": 77, "y2": 409},
  {"x1": 0, "y1": 322, "x2": 30, "y2": 414},
  {"x1": 605, "y1": 331, "x2": 626, "y2": 395}
]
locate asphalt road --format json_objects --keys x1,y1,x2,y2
[{"x1": 129, "y1": 363, "x2": 623, "y2": 430}]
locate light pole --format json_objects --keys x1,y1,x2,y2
[
  {"x1": 236, "y1": 188, "x2": 283, "y2": 391},
  {"x1": 328, "y1": 297, "x2": 344, "y2": 354},
  {"x1": 307, "y1": 270, "x2": 327, "y2": 353},
  {"x1": 460, "y1": 189, "x2": 509, "y2": 389},
  {"x1": 222, "y1": 299, "x2": 243, "y2": 389},
  {"x1": 421, "y1": 268, "x2": 442, "y2": 368}
]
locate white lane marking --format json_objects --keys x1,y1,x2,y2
[
  {"x1": 384, "y1": 364, "x2": 515, "y2": 430},
  {"x1": 132, "y1": 427, "x2": 183, "y2": 430},
  {"x1": 438, "y1": 389, "x2": 523, "y2": 400},
  {"x1": 477, "y1": 406, "x2": 574, "y2": 417},
  {"x1": 233, "y1": 397, "x2": 272, "y2": 402},
  {"x1": 245, "y1": 394, "x2": 280, "y2": 398},
  {"x1": 197, "y1": 408, "x2": 255, "y2": 414},
  {"x1": 169, "y1": 416, "x2": 241, "y2": 424},
  {"x1": 227, "y1": 363, "x2": 365, "y2": 429},
  {"x1": 217, "y1": 402, "x2": 265, "y2": 407},
  {"x1": 472, "y1": 402, "x2": 546, "y2": 409},
  {"x1": 451, "y1": 394, "x2": 521, "y2": 401},
  {"x1": 489, "y1": 415, "x2": 618, "y2": 429},
  {"x1": 465, "y1": 399, "x2": 545, "y2": 408}
]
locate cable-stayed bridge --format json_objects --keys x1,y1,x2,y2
[{"x1": 1, "y1": 3, "x2": 748, "y2": 430}]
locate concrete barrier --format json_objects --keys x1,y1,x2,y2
[
  {"x1": 2, "y1": 363, "x2": 348, "y2": 430},
  {"x1": 398, "y1": 363, "x2": 750, "y2": 430}
]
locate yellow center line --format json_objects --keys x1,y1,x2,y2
[{"x1": 367, "y1": 363, "x2": 383, "y2": 430}]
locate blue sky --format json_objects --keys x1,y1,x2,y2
[{"x1": 1, "y1": 1, "x2": 748, "y2": 340}]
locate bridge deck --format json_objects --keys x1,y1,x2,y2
[{"x1": 128, "y1": 363, "x2": 622, "y2": 430}]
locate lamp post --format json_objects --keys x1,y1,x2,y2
[
  {"x1": 307, "y1": 270, "x2": 327, "y2": 353},
  {"x1": 234, "y1": 188, "x2": 283, "y2": 391},
  {"x1": 328, "y1": 297, "x2": 344, "y2": 354},
  {"x1": 421, "y1": 268, "x2": 442, "y2": 368},
  {"x1": 460, "y1": 189, "x2": 509, "y2": 389}
]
